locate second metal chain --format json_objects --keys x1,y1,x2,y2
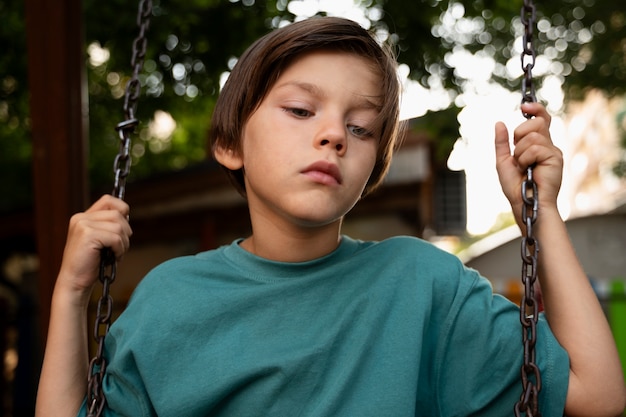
[
  {"x1": 514, "y1": 0, "x2": 542, "y2": 416},
  {"x1": 86, "y1": 1, "x2": 152, "y2": 415}
]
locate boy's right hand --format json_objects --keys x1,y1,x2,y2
[{"x1": 56, "y1": 194, "x2": 132, "y2": 298}]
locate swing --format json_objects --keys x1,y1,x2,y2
[
  {"x1": 86, "y1": 1, "x2": 152, "y2": 415},
  {"x1": 85, "y1": 1, "x2": 543, "y2": 416},
  {"x1": 515, "y1": 2, "x2": 542, "y2": 415}
]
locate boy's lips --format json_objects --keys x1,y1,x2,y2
[{"x1": 301, "y1": 161, "x2": 343, "y2": 185}]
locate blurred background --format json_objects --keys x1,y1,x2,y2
[{"x1": 1, "y1": 0, "x2": 625, "y2": 415}]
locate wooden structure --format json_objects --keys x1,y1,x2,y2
[{"x1": 24, "y1": 0, "x2": 88, "y2": 344}]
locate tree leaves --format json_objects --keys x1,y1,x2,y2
[{"x1": 2, "y1": 0, "x2": 625, "y2": 211}]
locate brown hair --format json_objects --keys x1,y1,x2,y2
[{"x1": 209, "y1": 16, "x2": 404, "y2": 196}]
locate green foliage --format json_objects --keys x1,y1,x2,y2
[
  {"x1": 376, "y1": 0, "x2": 626, "y2": 97},
  {"x1": 551, "y1": 0, "x2": 626, "y2": 98},
  {"x1": 2, "y1": 0, "x2": 626, "y2": 211},
  {"x1": 0, "y1": 0, "x2": 32, "y2": 211},
  {"x1": 84, "y1": 0, "x2": 283, "y2": 191}
]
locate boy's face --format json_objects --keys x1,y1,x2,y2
[{"x1": 220, "y1": 50, "x2": 382, "y2": 229}]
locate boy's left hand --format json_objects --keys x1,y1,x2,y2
[{"x1": 494, "y1": 102, "x2": 564, "y2": 221}]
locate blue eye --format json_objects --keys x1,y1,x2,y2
[{"x1": 348, "y1": 125, "x2": 374, "y2": 138}]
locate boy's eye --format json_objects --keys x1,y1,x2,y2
[
  {"x1": 348, "y1": 124, "x2": 374, "y2": 138},
  {"x1": 285, "y1": 107, "x2": 312, "y2": 118}
]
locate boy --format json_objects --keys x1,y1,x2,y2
[{"x1": 36, "y1": 16, "x2": 625, "y2": 416}]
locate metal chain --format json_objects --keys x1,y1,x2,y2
[
  {"x1": 520, "y1": 0, "x2": 537, "y2": 113},
  {"x1": 86, "y1": 1, "x2": 152, "y2": 415},
  {"x1": 514, "y1": 1, "x2": 542, "y2": 416}
]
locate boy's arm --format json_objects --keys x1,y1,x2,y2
[
  {"x1": 495, "y1": 102, "x2": 626, "y2": 417},
  {"x1": 35, "y1": 195, "x2": 132, "y2": 417},
  {"x1": 536, "y1": 206, "x2": 625, "y2": 416},
  {"x1": 36, "y1": 279, "x2": 92, "y2": 416}
]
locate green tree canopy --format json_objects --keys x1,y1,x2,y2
[{"x1": 2, "y1": 0, "x2": 625, "y2": 212}]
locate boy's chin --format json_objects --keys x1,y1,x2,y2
[{"x1": 290, "y1": 214, "x2": 345, "y2": 230}]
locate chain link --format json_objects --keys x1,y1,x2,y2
[
  {"x1": 520, "y1": 0, "x2": 537, "y2": 111},
  {"x1": 514, "y1": 1, "x2": 542, "y2": 416},
  {"x1": 86, "y1": 1, "x2": 152, "y2": 415}
]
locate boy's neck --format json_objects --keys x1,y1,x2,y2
[{"x1": 239, "y1": 220, "x2": 343, "y2": 263}]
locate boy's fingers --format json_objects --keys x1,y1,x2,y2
[
  {"x1": 515, "y1": 103, "x2": 551, "y2": 143},
  {"x1": 494, "y1": 121, "x2": 512, "y2": 163},
  {"x1": 520, "y1": 102, "x2": 551, "y2": 123},
  {"x1": 87, "y1": 194, "x2": 130, "y2": 218}
]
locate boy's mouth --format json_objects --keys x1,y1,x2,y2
[{"x1": 301, "y1": 161, "x2": 342, "y2": 185}]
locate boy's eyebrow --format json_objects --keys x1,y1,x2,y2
[{"x1": 275, "y1": 80, "x2": 383, "y2": 111}]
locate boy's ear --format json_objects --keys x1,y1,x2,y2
[{"x1": 213, "y1": 144, "x2": 244, "y2": 170}]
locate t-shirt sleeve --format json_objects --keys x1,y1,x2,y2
[
  {"x1": 76, "y1": 272, "x2": 164, "y2": 417},
  {"x1": 433, "y1": 267, "x2": 569, "y2": 417},
  {"x1": 76, "y1": 342, "x2": 155, "y2": 417}
]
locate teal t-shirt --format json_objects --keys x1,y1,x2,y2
[{"x1": 80, "y1": 236, "x2": 568, "y2": 416}]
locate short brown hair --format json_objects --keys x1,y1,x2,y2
[{"x1": 209, "y1": 16, "x2": 404, "y2": 196}]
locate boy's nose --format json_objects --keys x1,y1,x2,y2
[
  {"x1": 319, "y1": 138, "x2": 344, "y2": 153},
  {"x1": 315, "y1": 118, "x2": 347, "y2": 155}
]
